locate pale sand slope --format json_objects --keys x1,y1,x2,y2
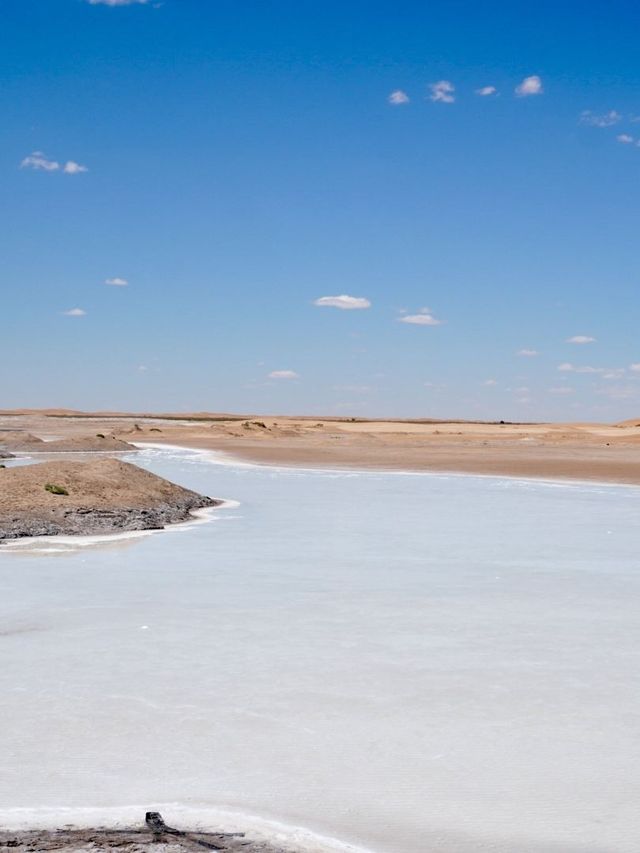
[
  {"x1": 1, "y1": 412, "x2": 640, "y2": 484},
  {"x1": 0, "y1": 431, "x2": 136, "y2": 453},
  {"x1": 0, "y1": 458, "x2": 218, "y2": 540}
]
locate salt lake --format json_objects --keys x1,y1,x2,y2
[{"x1": 1, "y1": 445, "x2": 639, "y2": 852}]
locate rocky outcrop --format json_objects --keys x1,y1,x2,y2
[{"x1": 0, "y1": 458, "x2": 219, "y2": 541}]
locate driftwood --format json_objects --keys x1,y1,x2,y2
[{"x1": 0, "y1": 812, "x2": 267, "y2": 852}]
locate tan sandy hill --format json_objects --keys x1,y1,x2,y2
[
  {"x1": 0, "y1": 431, "x2": 136, "y2": 453},
  {"x1": 0, "y1": 431, "x2": 45, "y2": 450},
  {"x1": 0, "y1": 458, "x2": 218, "y2": 540}
]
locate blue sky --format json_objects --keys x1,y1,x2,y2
[{"x1": 2, "y1": 0, "x2": 640, "y2": 419}]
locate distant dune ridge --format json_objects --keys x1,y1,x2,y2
[{"x1": 0, "y1": 458, "x2": 219, "y2": 540}]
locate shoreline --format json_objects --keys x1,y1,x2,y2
[
  {"x1": 136, "y1": 440, "x2": 640, "y2": 490},
  {"x1": 4, "y1": 412, "x2": 640, "y2": 488},
  {"x1": 0, "y1": 806, "x2": 375, "y2": 853}
]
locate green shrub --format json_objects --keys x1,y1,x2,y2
[
  {"x1": 96, "y1": 433, "x2": 106, "y2": 439},
  {"x1": 45, "y1": 483, "x2": 69, "y2": 496}
]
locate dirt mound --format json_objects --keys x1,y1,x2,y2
[
  {"x1": 0, "y1": 458, "x2": 219, "y2": 540},
  {"x1": 0, "y1": 432, "x2": 136, "y2": 453},
  {"x1": 0, "y1": 431, "x2": 45, "y2": 450},
  {"x1": 40, "y1": 434, "x2": 137, "y2": 452}
]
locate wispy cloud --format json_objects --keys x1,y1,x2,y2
[
  {"x1": 596, "y1": 384, "x2": 639, "y2": 400},
  {"x1": 557, "y1": 362, "x2": 595, "y2": 373},
  {"x1": 105, "y1": 277, "x2": 128, "y2": 286},
  {"x1": 629, "y1": 364, "x2": 640, "y2": 373},
  {"x1": 428, "y1": 80, "x2": 455, "y2": 103},
  {"x1": 557, "y1": 362, "x2": 624, "y2": 378},
  {"x1": 20, "y1": 152, "x2": 88, "y2": 173},
  {"x1": 388, "y1": 90, "x2": 409, "y2": 105},
  {"x1": 268, "y1": 370, "x2": 299, "y2": 380},
  {"x1": 476, "y1": 86, "x2": 497, "y2": 97},
  {"x1": 20, "y1": 152, "x2": 59, "y2": 172},
  {"x1": 617, "y1": 133, "x2": 634, "y2": 144},
  {"x1": 399, "y1": 309, "x2": 442, "y2": 326},
  {"x1": 87, "y1": 0, "x2": 150, "y2": 5},
  {"x1": 314, "y1": 295, "x2": 371, "y2": 310},
  {"x1": 517, "y1": 348, "x2": 539, "y2": 357},
  {"x1": 549, "y1": 386, "x2": 575, "y2": 395},
  {"x1": 515, "y1": 75, "x2": 543, "y2": 97},
  {"x1": 580, "y1": 109, "x2": 621, "y2": 128},
  {"x1": 482, "y1": 379, "x2": 498, "y2": 386},
  {"x1": 62, "y1": 308, "x2": 87, "y2": 317},
  {"x1": 566, "y1": 335, "x2": 595, "y2": 344}
]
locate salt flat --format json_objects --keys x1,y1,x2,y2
[{"x1": 1, "y1": 446, "x2": 639, "y2": 852}]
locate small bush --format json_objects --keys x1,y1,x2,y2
[
  {"x1": 0, "y1": 464, "x2": 5, "y2": 469},
  {"x1": 45, "y1": 483, "x2": 69, "y2": 496},
  {"x1": 96, "y1": 433, "x2": 106, "y2": 439}
]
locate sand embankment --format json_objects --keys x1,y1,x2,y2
[
  {"x1": 0, "y1": 458, "x2": 219, "y2": 540},
  {"x1": 123, "y1": 416, "x2": 640, "y2": 485},
  {"x1": 2, "y1": 412, "x2": 640, "y2": 485}
]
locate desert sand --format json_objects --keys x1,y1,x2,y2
[
  {"x1": 0, "y1": 431, "x2": 136, "y2": 453},
  {"x1": 2, "y1": 410, "x2": 638, "y2": 485},
  {"x1": 0, "y1": 457, "x2": 218, "y2": 540}
]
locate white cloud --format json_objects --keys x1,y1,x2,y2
[
  {"x1": 428, "y1": 80, "x2": 455, "y2": 104},
  {"x1": 314, "y1": 295, "x2": 371, "y2": 310},
  {"x1": 482, "y1": 379, "x2": 498, "y2": 386},
  {"x1": 517, "y1": 348, "x2": 539, "y2": 357},
  {"x1": 105, "y1": 277, "x2": 128, "y2": 286},
  {"x1": 63, "y1": 161, "x2": 88, "y2": 174},
  {"x1": 268, "y1": 370, "x2": 299, "y2": 380},
  {"x1": 399, "y1": 310, "x2": 442, "y2": 326},
  {"x1": 580, "y1": 110, "x2": 621, "y2": 128},
  {"x1": 62, "y1": 308, "x2": 87, "y2": 317},
  {"x1": 566, "y1": 335, "x2": 595, "y2": 344},
  {"x1": 476, "y1": 86, "x2": 497, "y2": 97},
  {"x1": 617, "y1": 134, "x2": 634, "y2": 144},
  {"x1": 388, "y1": 90, "x2": 409, "y2": 105},
  {"x1": 20, "y1": 152, "x2": 88, "y2": 173},
  {"x1": 549, "y1": 387, "x2": 575, "y2": 395},
  {"x1": 629, "y1": 364, "x2": 640, "y2": 372},
  {"x1": 88, "y1": 0, "x2": 150, "y2": 5},
  {"x1": 515, "y1": 75, "x2": 543, "y2": 97},
  {"x1": 20, "y1": 152, "x2": 59, "y2": 172}
]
